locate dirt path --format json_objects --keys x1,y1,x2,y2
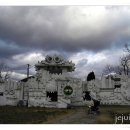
[{"x1": 45, "y1": 107, "x2": 97, "y2": 124}]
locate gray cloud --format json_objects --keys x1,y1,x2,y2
[
  {"x1": 0, "y1": 40, "x2": 31, "y2": 59},
  {"x1": 0, "y1": 6, "x2": 130, "y2": 80},
  {"x1": 0, "y1": 6, "x2": 130, "y2": 55}
]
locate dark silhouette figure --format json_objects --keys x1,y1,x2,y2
[
  {"x1": 91, "y1": 99, "x2": 100, "y2": 112},
  {"x1": 83, "y1": 91, "x2": 91, "y2": 101},
  {"x1": 87, "y1": 71, "x2": 95, "y2": 81}
]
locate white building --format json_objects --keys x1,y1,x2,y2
[{"x1": 0, "y1": 55, "x2": 130, "y2": 108}]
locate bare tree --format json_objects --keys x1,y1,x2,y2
[
  {"x1": 125, "y1": 43, "x2": 130, "y2": 53},
  {"x1": 103, "y1": 54, "x2": 130, "y2": 76},
  {"x1": 103, "y1": 64, "x2": 123, "y2": 75},
  {"x1": 120, "y1": 54, "x2": 130, "y2": 75},
  {"x1": 102, "y1": 44, "x2": 130, "y2": 76},
  {"x1": 113, "y1": 65, "x2": 123, "y2": 75},
  {"x1": 0, "y1": 62, "x2": 11, "y2": 82},
  {"x1": 103, "y1": 64, "x2": 113, "y2": 75}
]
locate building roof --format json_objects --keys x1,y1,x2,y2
[
  {"x1": 20, "y1": 76, "x2": 35, "y2": 82},
  {"x1": 35, "y1": 55, "x2": 75, "y2": 72}
]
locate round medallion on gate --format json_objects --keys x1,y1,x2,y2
[{"x1": 63, "y1": 86, "x2": 73, "y2": 96}]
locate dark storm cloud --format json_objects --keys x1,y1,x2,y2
[
  {"x1": 0, "y1": 7, "x2": 68, "y2": 51},
  {"x1": 0, "y1": 6, "x2": 130, "y2": 56},
  {"x1": 0, "y1": 40, "x2": 21, "y2": 58},
  {"x1": 0, "y1": 39, "x2": 32, "y2": 59},
  {"x1": 0, "y1": 6, "x2": 130, "y2": 80}
]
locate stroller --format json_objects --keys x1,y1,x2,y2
[
  {"x1": 83, "y1": 91, "x2": 100, "y2": 115},
  {"x1": 88, "y1": 99, "x2": 100, "y2": 115}
]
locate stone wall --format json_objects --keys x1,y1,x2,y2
[
  {"x1": 0, "y1": 73, "x2": 130, "y2": 107},
  {"x1": 0, "y1": 80, "x2": 23, "y2": 106},
  {"x1": 84, "y1": 74, "x2": 130, "y2": 105}
]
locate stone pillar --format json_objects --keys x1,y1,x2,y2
[
  {"x1": 101, "y1": 76, "x2": 106, "y2": 88},
  {"x1": 20, "y1": 83, "x2": 24, "y2": 100},
  {"x1": 108, "y1": 76, "x2": 112, "y2": 88}
]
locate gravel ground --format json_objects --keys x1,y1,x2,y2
[{"x1": 45, "y1": 107, "x2": 97, "y2": 124}]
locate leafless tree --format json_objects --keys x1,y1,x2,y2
[
  {"x1": 0, "y1": 62, "x2": 11, "y2": 82},
  {"x1": 125, "y1": 43, "x2": 130, "y2": 53},
  {"x1": 103, "y1": 64, "x2": 114, "y2": 75},
  {"x1": 120, "y1": 54, "x2": 130, "y2": 75},
  {"x1": 102, "y1": 44, "x2": 130, "y2": 76},
  {"x1": 103, "y1": 64, "x2": 122, "y2": 75},
  {"x1": 103, "y1": 54, "x2": 130, "y2": 76},
  {"x1": 113, "y1": 65, "x2": 123, "y2": 75}
]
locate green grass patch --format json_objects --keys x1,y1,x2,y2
[
  {"x1": 0, "y1": 105, "x2": 130, "y2": 124},
  {"x1": 0, "y1": 106, "x2": 70, "y2": 124}
]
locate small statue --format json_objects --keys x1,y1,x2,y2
[{"x1": 87, "y1": 71, "x2": 95, "y2": 81}]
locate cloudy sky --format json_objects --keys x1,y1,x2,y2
[{"x1": 0, "y1": 6, "x2": 130, "y2": 80}]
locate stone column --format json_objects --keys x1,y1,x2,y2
[
  {"x1": 108, "y1": 76, "x2": 112, "y2": 88},
  {"x1": 101, "y1": 76, "x2": 106, "y2": 88}
]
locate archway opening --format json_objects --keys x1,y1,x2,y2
[{"x1": 46, "y1": 91, "x2": 58, "y2": 102}]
